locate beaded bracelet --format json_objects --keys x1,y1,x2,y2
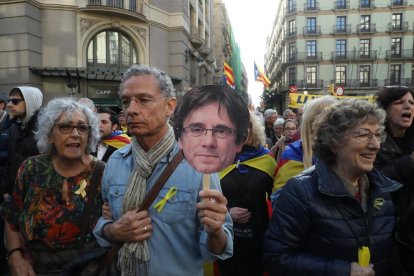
[{"x1": 6, "y1": 247, "x2": 24, "y2": 258}]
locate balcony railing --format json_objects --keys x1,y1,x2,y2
[
  {"x1": 298, "y1": 79, "x2": 325, "y2": 88},
  {"x1": 335, "y1": 79, "x2": 379, "y2": 88},
  {"x1": 384, "y1": 78, "x2": 412, "y2": 86},
  {"x1": 334, "y1": 0, "x2": 350, "y2": 10},
  {"x1": 359, "y1": 0, "x2": 374, "y2": 8},
  {"x1": 385, "y1": 49, "x2": 414, "y2": 59},
  {"x1": 288, "y1": 52, "x2": 323, "y2": 62},
  {"x1": 356, "y1": 50, "x2": 378, "y2": 60},
  {"x1": 304, "y1": 2, "x2": 320, "y2": 12},
  {"x1": 286, "y1": 3, "x2": 297, "y2": 15},
  {"x1": 333, "y1": 24, "x2": 352, "y2": 35},
  {"x1": 391, "y1": 0, "x2": 407, "y2": 6},
  {"x1": 332, "y1": 51, "x2": 357, "y2": 61},
  {"x1": 286, "y1": 28, "x2": 297, "y2": 37},
  {"x1": 356, "y1": 23, "x2": 376, "y2": 34},
  {"x1": 388, "y1": 22, "x2": 409, "y2": 32},
  {"x1": 303, "y1": 26, "x2": 321, "y2": 36},
  {"x1": 87, "y1": 0, "x2": 144, "y2": 12}
]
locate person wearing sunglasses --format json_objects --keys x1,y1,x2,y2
[
  {"x1": 0, "y1": 86, "x2": 42, "y2": 205},
  {"x1": 1, "y1": 97, "x2": 103, "y2": 275},
  {"x1": 374, "y1": 86, "x2": 414, "y2": 275}
]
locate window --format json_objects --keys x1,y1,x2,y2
[
  {"x1": 391, "y1": 37, "x2": 402, "y2": 57},
  {"x1": 390, "y1": 64, "x2": 401, "y2": 84},
  {"x1": 307, "y1": 17, "x2": 316, "y2": 33},
  {"x1": 87, "y1": 30, "x2": 138, "y2": 68},
  {"x1": 360, "y1": 39, "x2": 371, "y2": 57},
  {"x1": 392, "y1": 0, "x2": 403, "y2": 5},
  {"x1": 288, "y1": 0, "x2": 296, "y2": 12},
  {"x1": 360, "y1": 0, "x2": 371, "y2": 8},
  {"x1": 391, "y1": 13, "x2": 402, "y2": 30},
  {"x1": 336, "y1": 16, "x2": 347, "y2": 32},
  {"x1": 288, "y1": 20, "x2": 296, "y2": 36},
  {"x1": 288, "y1": 67, "x2": 296, "y2": 85},
  {"x1": 107, "y1": 0, "x2": 123, "y2": 8},
  {"x1": 336, "y1": 39, "x2": 347, "y2": 57},
  {"x1": 337, "y1": 0, "x2": 347, "y2": 9},
  {"x1": 359, "y1": 65, "x2": 370, "y2": 86},
  {"x1": 306, "y1": 66, "x2": 317, "y2": 86},
  {"x1": 336, "y1": 66, "x2": 347, "y2": 85},
  {"x1": 288, "y1": 42, "x2": 296, "y2": 61},
  {"x1": 360, "y1": 15, "x2": 371, "y2": 31},
  {"x1": 307, "y1": 40, "x2": 317, "y2": 58},
  {"x1": 306, "y1": 0, "x2": 316, "y2": 10},
  {"x1": 129, "y1": 0, "x2": 136, "y2": 11}
]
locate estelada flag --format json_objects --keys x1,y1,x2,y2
[
  {"x1": 102, "y1": 130, "x2": 131, "y2": 149},
  {"x1": 254, "y1": 61, "x2": 270, "y2": 88},
  {"x1": 223, "y1": 62, "x2": 235, "y2": 87}
]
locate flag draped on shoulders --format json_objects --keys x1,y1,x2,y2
[
  {"x1": 219, "y1": 145, "x2": 276, "y2": 180},
  {"x1": 273, "y1": 140, "x2": 305, "y2": 192},
  {"x1": 101, "y1": 130, "x2": 131, "y2": 149},
  {"x1": 223, "y1": 62, "x2": 235, "y2": 87},
  {"x1": 254, "y1": 61, "x2": 270, "y2": 88}
]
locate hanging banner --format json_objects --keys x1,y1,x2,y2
[{"x1": 289, "y1": 93, "x2": 375, "y2": 108}]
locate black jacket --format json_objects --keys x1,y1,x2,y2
[
  {"x1": 374, "y1": 133, "x2": 414, "y2": 274},
  {"x1": 3, "y1": 111, "x2": 39, "y2": 194},
  {"x1": 264, "y1": 160, "x2": 401, "y2": 276}
]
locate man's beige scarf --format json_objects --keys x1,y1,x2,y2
[{"x1": 118, "y1": 126, "x2": 175, "y2": 276}]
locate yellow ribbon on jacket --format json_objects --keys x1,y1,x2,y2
[
  {"x1": 154, "y1": 187, "x2": 177, "y2": 213},
  {"x1": 218, "y1": 154, "x2": 276, "y2": 180},
  {"x1": 74, "y1": 180, "x2": 87, "y2": 198}
]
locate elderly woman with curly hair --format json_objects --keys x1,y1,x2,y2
[
  {"x1": 0, "y1": 98, "x2": 103, "y2": 275},
  {"x1": 264, "y1": 99, "x2": 401, "y2": 276},
  {"x1": 218, "y1": 111, "x2": 276, "y2": 276}
]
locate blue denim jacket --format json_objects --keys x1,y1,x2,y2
[{"x1": 93, "y1": 143, "x2": 233, "y2": 276}]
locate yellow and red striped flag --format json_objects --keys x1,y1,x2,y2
[
  {"x1": 254, "y1": 61, "x2": 270, "y2": 88},
  {"x1": 223, "y1": 62, "x2": 235, "y2": 87}
]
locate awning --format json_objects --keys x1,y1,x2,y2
[
  {"x1": 30, "y1": 67, "x2": 123, "y2": 81},
  {"x1": 91, "y1": 98, "x2": 120, "y2": 107}
]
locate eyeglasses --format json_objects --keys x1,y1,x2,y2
[
  {"x1": 182, "y1": 126, "x2": 236, "y2": 139},
  {"x1": 352, "y1": 129, "x2": 386, "y2": 143},
  {"x1": 55, "y1": 123, "x2": 91, "y2": 134},
  {"x1": 121, "y1": 96, "x2": 165, "y2": 109},
  {"x1": 7, "y1": 98, "x2": 24, "y2": 105}
]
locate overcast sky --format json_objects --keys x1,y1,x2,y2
[{"x1": 223, "y1": 0, "x2": 278, "y2": 107}]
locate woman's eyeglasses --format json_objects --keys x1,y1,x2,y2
[
  {"x1": 55, "y1": 123, "x2": 91, "y2": 134},
  {"x1": 7, "y1": 98, "x2": 24, "y2": 105}
]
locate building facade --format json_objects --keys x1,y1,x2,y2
[
  {"x1": 0, "y1": 0, "x2": 218, "y2": 106},
  {"x1": 265, "y1": 0, "x2": 414, "y2": 108}
]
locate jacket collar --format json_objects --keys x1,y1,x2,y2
[{"x1": 315, "y1": 159, "x2": 402, "y2": 196}]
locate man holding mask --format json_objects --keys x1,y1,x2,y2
[{"x1": 94, "y1": 65, "x2": 249, "y2": 275}]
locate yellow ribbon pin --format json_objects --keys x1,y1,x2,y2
[
  {"x1": 74, "y1": 180, "x2": 87, "y2": 198},
  {"x1": 154, "y1": 187, "x2": 177, "y2": 213}
]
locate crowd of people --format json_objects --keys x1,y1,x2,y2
[{"x1": 0, "y1": 64, "x2": 412, "y2": 276}]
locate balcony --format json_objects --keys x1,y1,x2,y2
[
  {"x1": 356, "y1": 23, "x2": 376, "y2": 34},
  {"x1": 333, "y1": 24, "x2": 352, "y2": 35},
  {"x1": 286, "y1": 28, "x2": 297, "y2": 38},
  {"x1": 359, "y1": 0, "x2": 375, "y2": 9},
  {"x1": 388, "y1": 22, "x2": 409, "y2": 32},
  {"x1": 384, "y1": 78, "x2": 412, "y2": 86},
  {"x1": 356, "y1": 50, "x2": 378, "y2": 60},
  {"x1": 304, "y1": 2, "x2": 320, "y2": 12},
  {"x1": 287, "y1": 52, "x2": 323, "y2": 62},
  {"x1": 390, "y1": 0, "x2": 407, "y2": 7},
  {"x1": 86, "y1": 0, "x2": 144, "y2": 13},
  {"x1": 303, "y1": 26, "x2": 321, "y2": 36},
  {"x1": 334, "y1": 0, "x2": 350, "y2": 10},
  {"x1": 385, "y1": 49, "x2": 414, "y2": 60},
  {"x1": 336, "y1": 79, "x2": 379, "y2": 88},
  {"x1": 190, "y1": 26, "x2": 203, "y2": 48},
  {"x1": 331, "y1": 51, "x2": 357, "y2": 61},
  {"x1": 298, "y1": 79, "x2": 325, "y2": 89},
  {"x1": 286, "y1": 3, "x2": 297, "y2": 15}
]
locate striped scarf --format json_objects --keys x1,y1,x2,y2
[{"x1": 118, "y1": 125, "x2": 175, "y2": 276}]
